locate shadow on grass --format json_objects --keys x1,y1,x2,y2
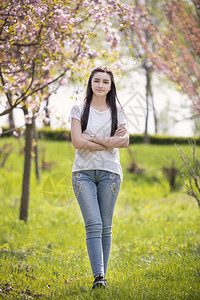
[{"x1": 0, "y1": 248, "x2": 28, "y2": 261}]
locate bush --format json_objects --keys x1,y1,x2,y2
[
  {"x1": 0, "y1": 127, "x2": 71, "y2": 141},
  {"x1": 37, "y1": 127, "x2": 71, "y2": 141},
  {"x1": 129, "y1": 134, "x2": 200, "y2": 145},
  {"x1": 1, "y1": 127, "x2": 200, "y2": 145}
]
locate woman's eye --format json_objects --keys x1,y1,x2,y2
[{"x1": 93, "y1": 80, "x2": 109, "y2": 84}]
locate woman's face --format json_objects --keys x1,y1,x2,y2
[{"x1": 91, "y1": 72, "x2": 111, "y2": 98}]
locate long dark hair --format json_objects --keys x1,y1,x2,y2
[{"x1": 81, "y1": 66, "x2": 121, "y2": 136}]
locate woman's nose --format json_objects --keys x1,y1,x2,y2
[{"x1": 98, "y1": 81, "x2": 103, "y2": 87}]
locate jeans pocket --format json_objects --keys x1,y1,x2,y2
[
  {"x1": 72, "y1": 171, "x2": 82, "y2": 179},
  {"x1": 110, "y1": 172, "x2": 120, "y2": 180}
]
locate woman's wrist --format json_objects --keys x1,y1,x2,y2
[{"x1": 90, "y1": 133, "x2": 96, "y2": 141}]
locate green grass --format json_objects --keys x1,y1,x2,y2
[{"x1": 0, "y1": 137, "x2": 200, "y2": 299}]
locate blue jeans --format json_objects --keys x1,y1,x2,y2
[{"x1": 72, "y1": 170, "x2": 121, "y2": 277}]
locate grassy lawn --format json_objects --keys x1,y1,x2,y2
[{"x1": 0, "y1": 137, "x2": 200, "y2": 299}]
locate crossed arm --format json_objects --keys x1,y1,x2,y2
[{"x1": 71, "y1": 118, "x2": 129, "y2": 150}]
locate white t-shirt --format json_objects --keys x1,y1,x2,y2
[{"x1": 69, "y1": 103, "x2": 127, "y2": 180}]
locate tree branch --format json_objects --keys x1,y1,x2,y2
[
  {"x1": 14, "y1": 60, "x2": 35, "y2": 106},
  {"x1": 0, "y1": 65, "x2": 13, "y2": 108},
  {"x1": 0, "y1": 38, "x2": 39, "y2": 47},
  {"x1": 13, "y1": 68, "x2": 69, "y2": 109}
]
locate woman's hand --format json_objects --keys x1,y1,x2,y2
[{"x1": 114, "y1": 126, "x2": 126, "y2": 137}]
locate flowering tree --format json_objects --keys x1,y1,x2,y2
[
  {"x1": 0, "y1": 0, "x2": 120, "y2": 120},
  {"x1": 120, "y1": 0, "x2": 200, "y2": 114},
  {"x1": 161, "y1": 0, "x2": 200, "y2": 114},
  {"x1": 0, "y1": 0, "x2": 120, "y2": 221},
  {"x1": 116, "y1": 0, "x2": 165, "y2": 142}
]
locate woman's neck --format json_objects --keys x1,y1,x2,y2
[{"x1": 91, "y1": 95, "x2": 108, "y2": 109}]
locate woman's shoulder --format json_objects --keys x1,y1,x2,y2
[
  {"x1": 72, "y1": 102, "x2": 85, "y2": 110},
  {"x1": 116, "y1": 103, "x2": 127, "y2": 125},
  {"x1": 72, "y1": 102, "x2": 85, "y2": 113},
  {"x1": 69, "y1": 102, "x2": 85, "y2": 121}
]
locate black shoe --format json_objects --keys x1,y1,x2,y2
[{"x1": 92, "y1": 275, "x2": 106, "y2": 289}]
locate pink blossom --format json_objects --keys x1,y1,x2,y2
[
  {"x1": 83, "y1": 0, "x2": 90, "y2": 7},
  {"x1": 44, "y1": 117, "x2": 50, "y2": 124},
  {"x1": 108, "y1": 0, "x2": 118, "y2": 4},
  {"x1": 13, "y1": 131, "x2": 19, "y2": 137},
  {"x1": 60, "y1": 78, "x2": 68, "y2": 85},
  {"x1": 106, "y1": 35, "x2": 112, "y2": 42},
  {"x1": 3, "y1": 83, "x2": 10, "y2": 93},
  {"x1": 88, "y1": 50, "x2": 98, "y2": 59},
  {"x1": 0, "y1": 127, "x2": 2, "y2": 136},
  {"x1": 114, "y1": 60, "x2": 122, "y2": 69}
]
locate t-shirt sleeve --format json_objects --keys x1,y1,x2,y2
[
  {"x1": 68, "y1": 105, "x2": 82, "y2": 122},
  {"x1": 117, "y1": 106, "x2": 127, "y2": 126}
]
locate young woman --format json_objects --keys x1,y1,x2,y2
[{"x1": 69, "y1": 66, "x2": 129, "y2": 289}]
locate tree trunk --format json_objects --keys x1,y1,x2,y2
[
  {"x1": 8, "y1": 111, "x2": 15, "y2": 131},
  {"x1": 143, "y1": 64, "x2": 150, "y2": 144},
  {"x1": 44, "y1": 96, "x2": 50, "y2": 127},
  {"x1": 33, "y1": 117, "x2": 40, "y2": 184},
  {"x1": 19, "y1": 121, "x2": 33, "y2": 222},
  {"x1": 149, "y1": 80, "x2": 158, "y2": 134}
]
